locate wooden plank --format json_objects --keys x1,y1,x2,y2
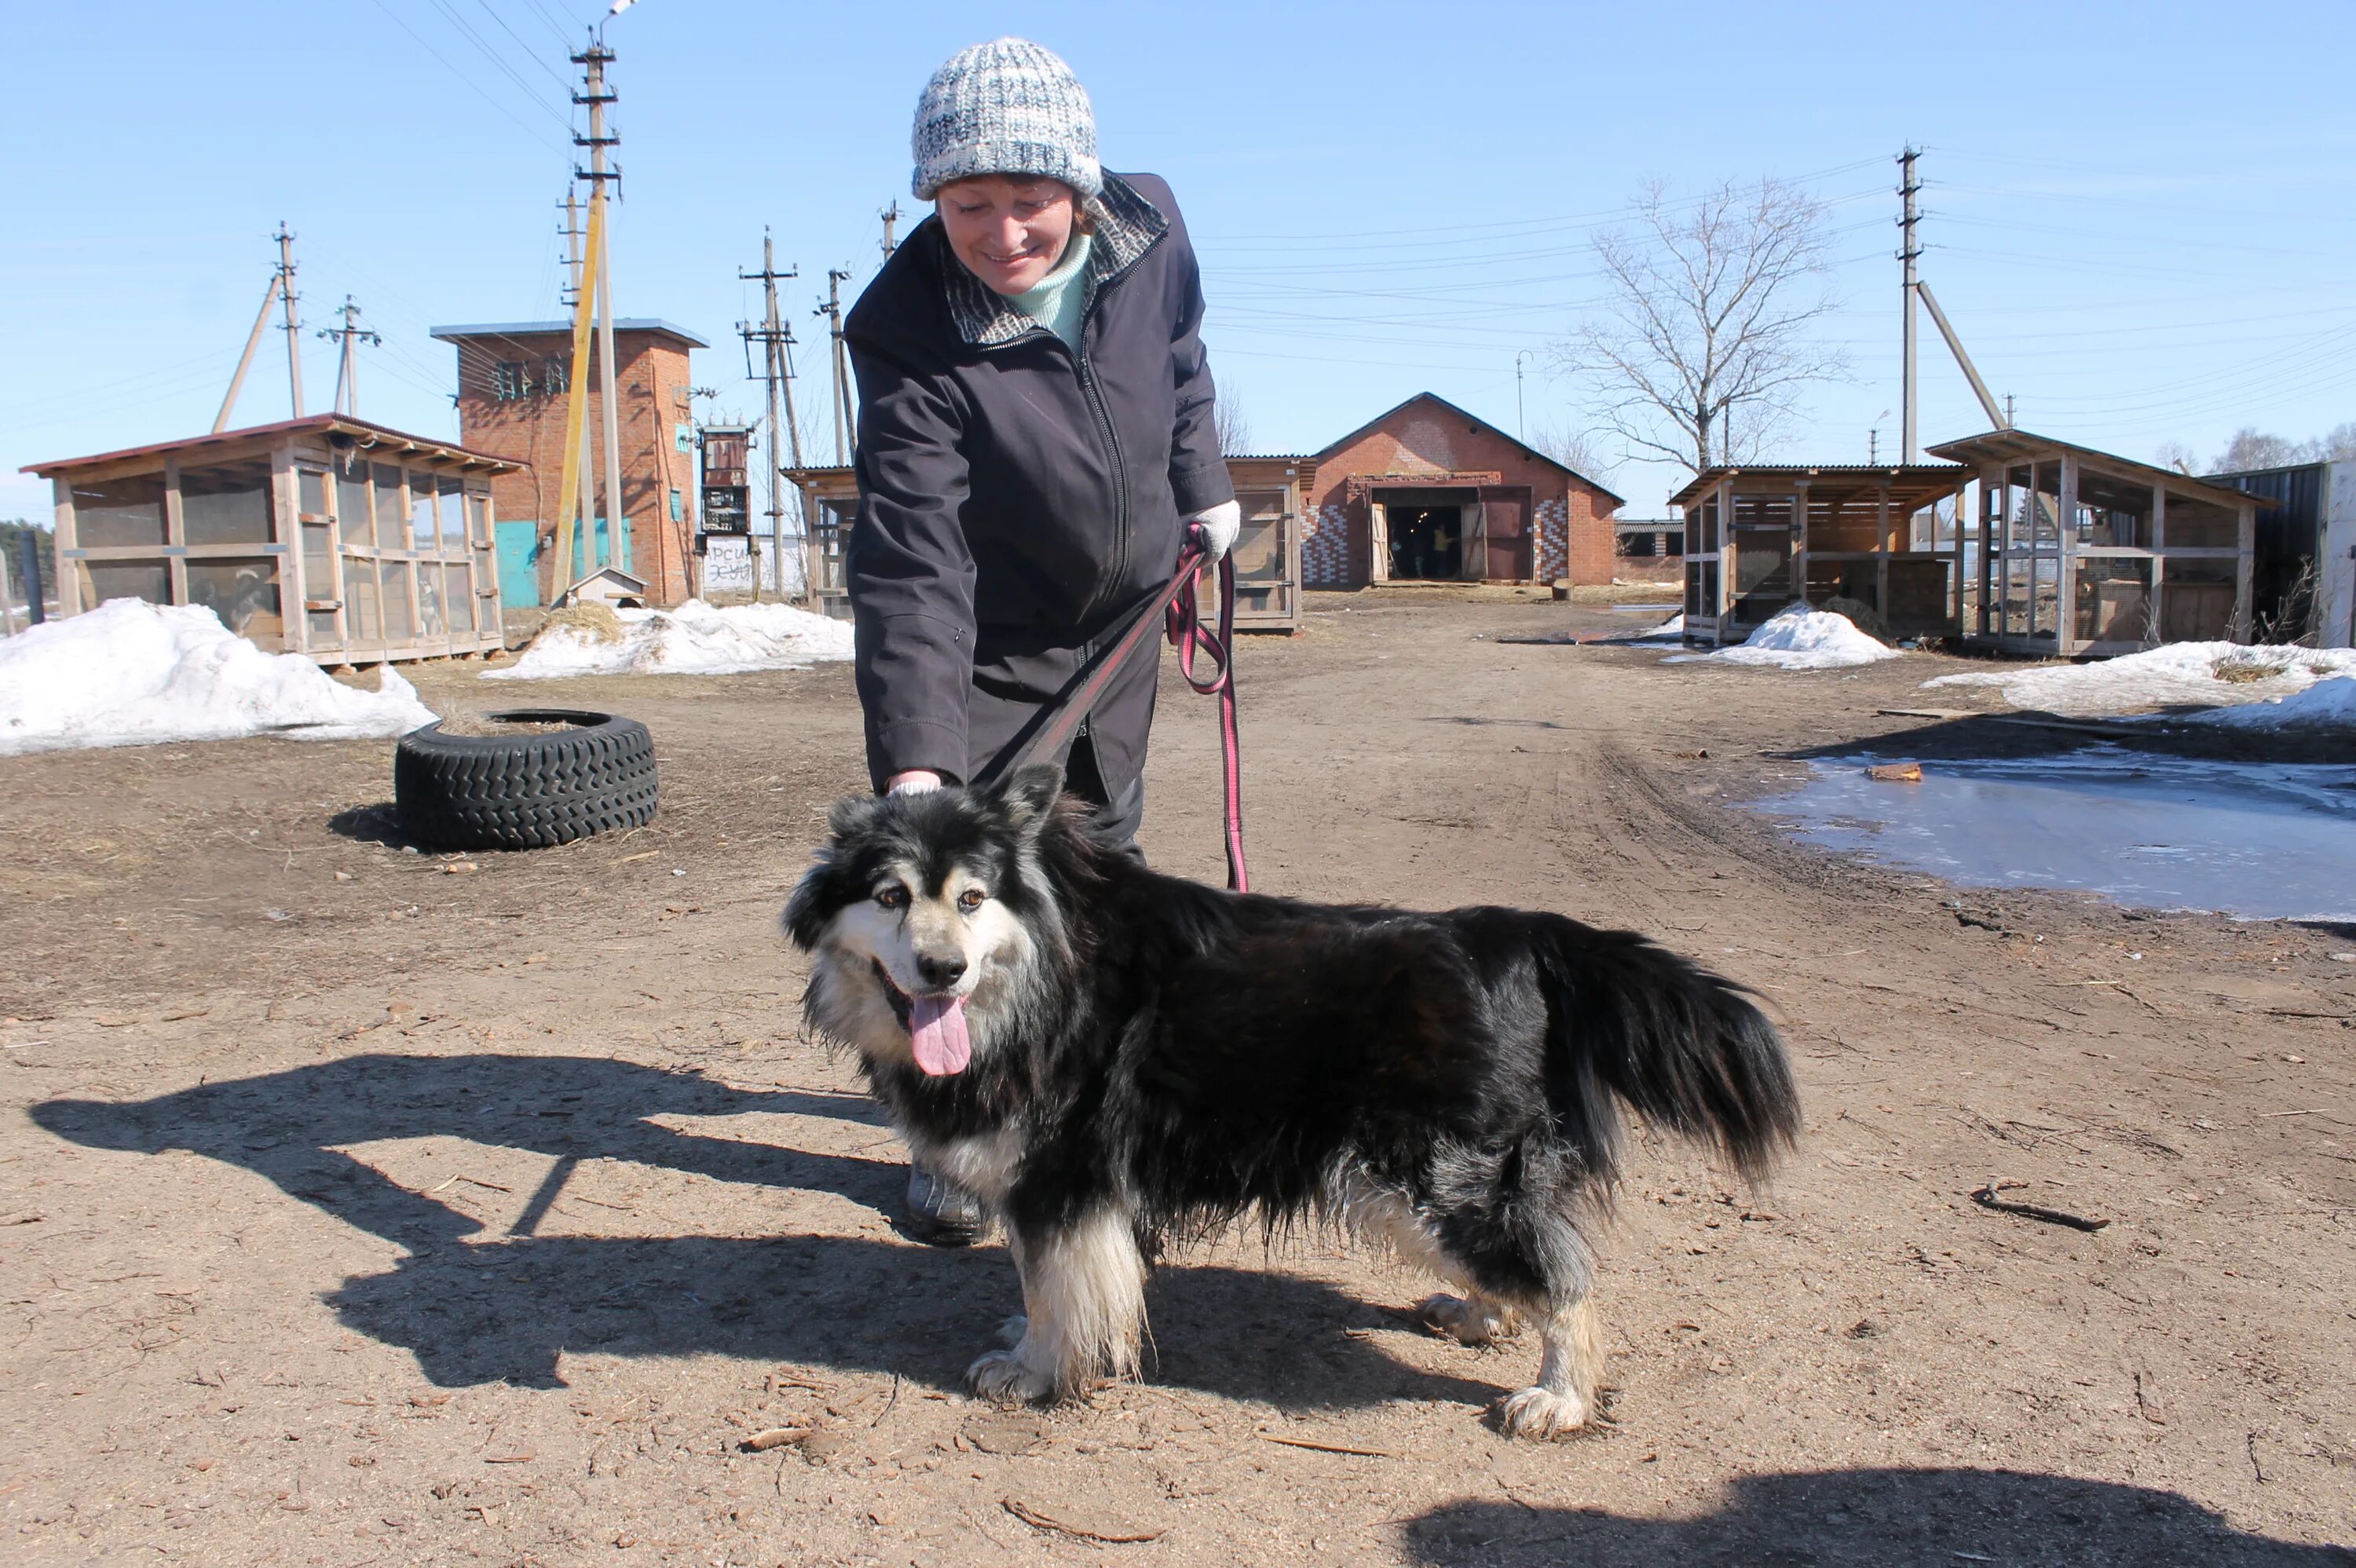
[
  {"x1": 2235, "y1": 499, "x2": 2255, "y2": 642},
  {"x1": 162, "y1": 456, "x2": 188, "y2": 609},
  {"x1": 50, "y1": 476, "x2": 80, "y2": 616},
  {"x1": 272, "y1": 443, "x2": 305, "y2": 656},
  {"x1": 2054, "y1": 455, "x2": 2078, "y2": 654}
]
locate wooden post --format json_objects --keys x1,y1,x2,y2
[
  {"x1": 1874, "y1": 483, "x2": 1890, "y2": 619},
  {"x1": 2235, "y1": 497, "x2": 2256, "y2": 642},
  {"x1": 1714, "y1": 479, "x2": 1734, "y2": 645},
  {"x1": 1793, "y1": 481, "x2": 1812, "y2": 613},
  {"x1": 272, "y1": 444, "x2": 305, "y2": 656},
  {"x1": 2055, "y1": 455, "x2": 2079, "y2": 654},
  {"x1": 50, "y1": 477, "x2": 80, "y2": 617},
  {"x1": 163, "y1": 457, "x2": 188, "y2": 609}
]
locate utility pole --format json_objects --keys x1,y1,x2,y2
[
  {"x1": 559, "y1": 189, "x2": 595, "y2": 568},
  {"x1": 316, "y1": 296, "x2": 380, "y2": 416},
  {"x1": 558, "y1": 192, "x2": 585, "y2": 308},
  {"x1": 1897, "y1": 147, "x2": 1921, "y2": 464},
  {"x1": 880, "y1": 200, "x2": 903, "y2": 258},
  {"x1": 739, "y1": 233, "x2": 800, "y2": 601},
  {"x1": 574, "y1": 35, "x2": 627, "y2": 578},
  {"x1": 275, "y1": 222, "x2": 305, "y2": 420},
  {"x1": 816, "y1": 269, "x2": 854, "y2": 466},
  {"x1": 1514, "y1": 349, "x2": 1533, "y2": 440}
]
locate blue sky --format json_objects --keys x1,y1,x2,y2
[{"x1": 6, "y1": 1, "x2": 2353, "y2": 524}]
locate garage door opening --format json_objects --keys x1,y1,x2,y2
[{"x1": 1391, "y1": 504, "x2": 1463, "y2": 579}]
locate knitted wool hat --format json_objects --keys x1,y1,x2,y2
[{"x1": 910, "y1": 38, "x2": 1102, "y2": 202}]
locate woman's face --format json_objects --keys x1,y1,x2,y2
[{"x1": 936, "y1": 176, "x2": 1077, "y2": 296}]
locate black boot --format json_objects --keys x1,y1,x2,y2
[{"x1": 903, "y1": 1160, "x2": 986, "y2": 1247}]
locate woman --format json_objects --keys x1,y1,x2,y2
[{"x1": 844, "y1": 38, "x2": 1238, "y2": 1243}]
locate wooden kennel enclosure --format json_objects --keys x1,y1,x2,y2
[
  {"x1": 1929, "y1": 429, "x2": 2259, "y2": 656},
  {"x1": 1671, "y1": 465, "x2": 1970, "y2": 646},
  {"x1": 26, "y1": 415, "x2": 518, "y2": 666}
]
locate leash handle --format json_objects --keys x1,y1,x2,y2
[{"x1": 1166, "y1": 527, "x2": 1248, "y2": 893}]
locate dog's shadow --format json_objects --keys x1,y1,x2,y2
[{"x1": 32, "y1": 1055, "x2": 1503, "y2": 1409}]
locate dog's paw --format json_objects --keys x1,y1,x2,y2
[
  {"x1": 1419, "y1": 1293, "x2": 1520, "y2": 1347},
  {"x1": 1494, "y1": 1385, "x2": 1590, "y2": 1441},
  {"x1": 968, "y1": 1347, "x2": 1055, "y2": 1405},
  {"x1": 995, "y1": 1314, "x2": 1028, "y2": 1348}
]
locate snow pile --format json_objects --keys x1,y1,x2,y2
[
  {"x1": 1664, "y1": 605, "x2": 1900, "y2": 671},
  {"x1": 2192, "y1": 674, "x2": 2356, "y2": 730},
  {"x1": 1619, "y1": 612, "x2": 1686, "y2": 643},
  {"x1": 1925, "y1": 641, "x2": 2356, "y2": 718},
  {"x1": 0, "y1": 598, "x2": 435, "y2": 756},
  {"x1": 485, "y1": 598, "x2": 855, "y2": 681}
]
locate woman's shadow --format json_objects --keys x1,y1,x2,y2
[{"x1": 31, "y1": 1056, "x2": 1500, "y2": 1407}]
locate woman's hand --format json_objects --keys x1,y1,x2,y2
[
  {"x1": 887, "y1": 770, "x2": 945, "y2": 795},
  {"x1": 1187, "y1": 499, "x2": 1242, "y2": 563}
]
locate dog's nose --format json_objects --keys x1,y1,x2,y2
[{"x1": 917, "y1": 952, "x2": 967, "y2": 990}]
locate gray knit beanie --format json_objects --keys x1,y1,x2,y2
[{"x1": 911, "y1": 38, "x2": 1102, "y2": 202}]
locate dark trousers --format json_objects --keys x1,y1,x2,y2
[{"x1": 1066, "y1": 727, "x2": 1145, "y2": 853}]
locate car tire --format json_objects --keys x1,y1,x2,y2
[{"x1": 394, "y1": 709, "x2": 657, "y2": 850}]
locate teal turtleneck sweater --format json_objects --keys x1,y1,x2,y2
[{"x1": 1012, "y1": 231, "x2": 1093, "y2": 352}]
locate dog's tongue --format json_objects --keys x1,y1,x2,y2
[{"x1": 909, "y1": 994, "x2": 971, "y2": 1076}]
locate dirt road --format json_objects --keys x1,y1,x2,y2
[{"x1": 3, "y1": 591, "x2": 2351, "y2": 1566}]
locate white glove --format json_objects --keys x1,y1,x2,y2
[
  {"x1": 1187, "y1": 499, "x2": 1242, "y2": 564},
  {"x1": 887, "y1": 771, "x2": 943, "y2": 795}
]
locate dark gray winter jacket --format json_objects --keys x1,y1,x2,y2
[{"x1": 843, "y1": 171, "x2": 1232, "y2": 796}]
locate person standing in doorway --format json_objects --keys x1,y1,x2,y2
[{"x1": 843, "y1": 38, "x2": 1239, "y2": 1244}]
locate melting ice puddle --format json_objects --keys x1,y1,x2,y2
[{"x1": 1754, "y1": 748, "x2": 2356, "y2": 922}]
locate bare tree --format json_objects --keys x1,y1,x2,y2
[
  {"x1": 2151, "y1": 439, "x2": 2201, "y2": 476},
  {"x1": 1215, "y1": 389, "x2": 1253, "y2": 456},
  {"x1": 2314, "y1": 421, "x2": 2356, "y2": 462},
  {"x1": 1524, "y1": 422, "x2": 1609, "y2": 481},
  {"x1": 1557, "y1": 177, "x2": 1846, "y2": 473},
  {"x1": 2213, "y1": 427, "x2": 2302, "y2": 472}
]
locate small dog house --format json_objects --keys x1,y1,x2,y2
[
  {"x1": 1671, "y1": 465, "x2": 1970, "y2": 646},
  {"x1": 24, "y1": 415, "x2": 518, "y2": 666},
  {"x1": 1930, "y1": 429, "x2": 2259, "y2": 656}
]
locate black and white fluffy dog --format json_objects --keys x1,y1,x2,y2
[{"x1": 785, "y1": 767, "x2": 1799, "y2": 1439}]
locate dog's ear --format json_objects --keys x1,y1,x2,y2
[
  {"x1": 828, "y1": 791, "x2": 886, "y2": 838},
  {"x1": 993, "y1": 764, "x2": 1065, "y2": 835}
]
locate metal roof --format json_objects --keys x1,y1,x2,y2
[
  {"x1": 1926, "y1": 428, "x2": 2262, "y2": 509},
  {"x1": 23, "y1": 414, "x2": 525, "y2": 477},
  {"x1": 430, "y1": 318, "x2": 711, "y2": 349},
  {"x1": 1666, "y1": 463, "x2": 1967, "y2": 509}
]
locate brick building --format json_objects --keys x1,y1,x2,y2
[
  {"x1": 1300, "y1": 393, "x2": 1622, "y2": 588},
  {"x1": 430, "y1": 319, "x2": 708, "y2": 607}
]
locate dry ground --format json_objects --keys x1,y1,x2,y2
[{"x1": 2, "y1": 590, "x2": 2352, "y2": 1566}]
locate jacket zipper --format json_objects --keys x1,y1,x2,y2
[{"x1": 1070, "y1": 311, "x2": 1129, "y2": 625}]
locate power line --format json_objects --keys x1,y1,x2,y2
[
  {"x1": 472, "y1": 0, "x2": 574, "y2": 87},
  {"x1": 423, "y1": 0, "x2": 575, "y2": 129},
  {"x1": 367, "y1": 0, "x2": 569, "y2": 152}
]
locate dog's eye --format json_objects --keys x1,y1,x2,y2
[
  {"x1": 957, "y1": 888, "x2": 988, "y2": 913},
  {"x1": 875, "y1": 886, "x2": 909, "y2": 911}
]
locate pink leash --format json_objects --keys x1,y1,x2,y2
[{"x1": 1009, "y1": 527, "x2": 1249, "y2": 892}]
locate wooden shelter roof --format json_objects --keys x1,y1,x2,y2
[
  {"x1": 1925, "y1": 429, "x2": 2257, "y2": 509},
  {"x1": 1667, "y1": 463, "x2": 1967, "y2": 510},
  {"x1": 23, "y1": 415, "x2": 525, "y2": 477}
]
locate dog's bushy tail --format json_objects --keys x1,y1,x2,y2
[{"x1": 1535, "y1": 916, "x2": 1800, "y2": 1182}]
